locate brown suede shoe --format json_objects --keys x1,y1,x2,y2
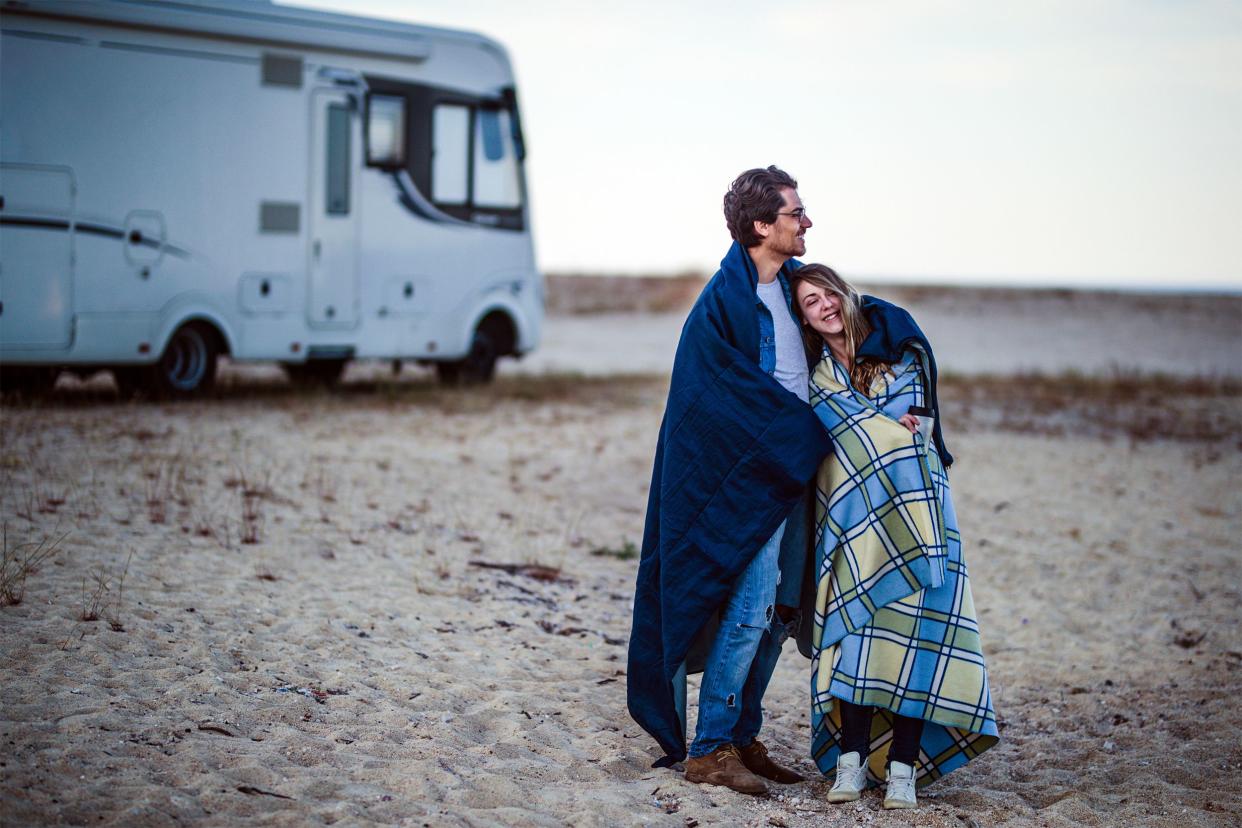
[
  {"x1": 737, "y1": 739, "x2": 805, "y2": 784},
  {"x1": 684, "y1": 745, "x2": 768, "y2": 796}
]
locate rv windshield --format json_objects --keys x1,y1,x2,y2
[{"x1": 364, "y1": 77, "x2": 527, "y2": 231}]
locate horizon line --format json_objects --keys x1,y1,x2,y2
[{"x1": 543, "y1": 270, "x2": 1242, "y2": 296}]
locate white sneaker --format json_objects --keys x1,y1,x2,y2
[
  {"x1": 826, "y1": 751, "x2": 866, "y2": 803},
  {"x1": 883, "y1": 760, "x2": 917, "y2": 809}
]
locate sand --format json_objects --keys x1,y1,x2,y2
[{"x1": 2, "y1": 286, "x2": 1241, "y2": 826}]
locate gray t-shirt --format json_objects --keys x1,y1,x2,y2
[{"x1": 756, "y1": 279, "x2": 809, "y2": 404}]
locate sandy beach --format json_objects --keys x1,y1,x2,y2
[{"x1": 3, "y1": 286, "x2": 1241, "y2": 827}]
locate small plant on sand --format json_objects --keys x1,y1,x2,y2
[
  {"x1": 13, "y1": 476, "x2": 67, "y2": 522},
  {"x1": 313, "y1": 465, "x2": 337, "y2": 524},
  {"x1": 144, "y1": 465, "x2": 171, "y2": 525},
  {"x1": 589, "y1": 540, "x2": 639, "y2": 561},
  {"x1": 79, "y1": 571, "x2": 106, "y2": 621},
  {"x1": 505, "y1": 512, "x2": 576, "y2": 582},
  {"x1": 79, "y1": 551, "x2": 134, "y2": 631},
  {"x1": 36, "y1": 483, "x2": 67, "y2": 516},
  {"x1": 412, "y1": 567, "x2": 453, "y2": 596},
  {"x1": 170, "y1": 461, "x2": 196, "y2": 509},
  {"x1": 1, "y1": 524, "x2": 67, "y2": 606},
  {"x1": 227, "y1": 465, "x2": 271, "y2": 545},
  {"x1": 224, "y1": 463, "x2": 273, "y2": 500},
  {"x1": 240, "y1": 487, "x2": 263, "y2": 544},
  {"x1": 15, "y1": 489, "x2": 36, "y2": 522}
]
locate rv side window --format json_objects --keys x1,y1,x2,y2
[
  {"x1": 326, "y1": 103, "x2": 351, "y2": 215},
  {"x1": 432, "y1": 104, "x2": 469, "y2": 205},
  {"x1": 366, "y1": 94, "x2": 406, "y2": 167},
  {"x1": 473, "y1": 108, "x2": 521, "y2": 210}
]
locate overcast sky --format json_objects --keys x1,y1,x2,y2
[{"x1": 286, "y1": 0, "x2": 1241, "y2": 289}]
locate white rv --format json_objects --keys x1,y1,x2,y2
[{"x1": 0, "y1": 0, "x2": 542, "y2": 394}]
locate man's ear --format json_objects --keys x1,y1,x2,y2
[{"x1": 752, "y1": 219, "x2": 771, "y2": 242}]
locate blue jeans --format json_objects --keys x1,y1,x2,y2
[{"x1": 688, "y1": 521, "x2": 793, "y2": 757}]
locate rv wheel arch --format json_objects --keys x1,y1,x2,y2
[
  {"x1": 436, "y1": 311, "x2": 516, "y2": 386},
  {"x1": 115, "y1": 319, "x2": 224, "y2": 398}
]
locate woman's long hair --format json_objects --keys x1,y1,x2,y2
[{"x1": 790, "y1": 263, "x2": 888, "y2": 392}]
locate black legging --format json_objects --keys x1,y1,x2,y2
[{"x1": 838, "y1": 698, "x2": 925, "y2": 767}]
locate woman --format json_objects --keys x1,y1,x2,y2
[{"x1": 790, "y1": 264, "x2": 999, "y2": 810}]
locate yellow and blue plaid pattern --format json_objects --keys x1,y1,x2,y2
[{"x1": 808, "y1": 349, "x2": 999, "y2": 789}]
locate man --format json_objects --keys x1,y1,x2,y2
[{"x1": 626, "y1": 166, "x2": 833, "y2": 796}]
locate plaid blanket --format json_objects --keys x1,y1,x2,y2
[{"x1": 808, "y1": 349, "x2": 999, "y2": 789}]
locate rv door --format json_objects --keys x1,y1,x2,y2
[{"x1": 308, "y1": 89, "x2": 360, "y2": 328}]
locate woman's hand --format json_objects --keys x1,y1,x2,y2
[{"x1": 897, "y1": 413, "x2": 920, "y2": 434}]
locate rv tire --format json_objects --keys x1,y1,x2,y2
[
  {"x1": 115, "y1": 322, "x2": 219, "y2": 398},
  {"x1": 436, "y1": 326, "x2": 499, "y2": 386}
]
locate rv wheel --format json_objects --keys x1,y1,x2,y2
[
  {"x1": 436, "y1": 326, "x2": 498, "y2": 386},
  {"x1": 117, "y1": 323, "x2": 218, "y2": 398}
]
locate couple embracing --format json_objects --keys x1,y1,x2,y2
[{"x1": 626, "y1": 166, "x2": 999, "y2": 809}]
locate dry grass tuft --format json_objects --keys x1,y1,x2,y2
[
  {"x1": 226, "y1": 465, "x2": 271, "y2": 545},
  {"x1": 305, "y1": 463, "x2": 338, "y2": 524},
  {"x1": 145, "y1": 471, "x2": 169, "y2": 525},
  {"x1": 78, "y1": 551, "x2": 133, "y2": 630},
  {"x1": 589, "y1": 540, "x2": 639, "y2": 561},
  {"x1": 0, "y1": 524, "x2": 67, "y2": 606},
  {"x1": 240, "y1": 487, "x2": 263, "y2": 545}
]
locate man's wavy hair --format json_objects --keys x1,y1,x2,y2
[{"x1": 723, "y1": 166, "x2": 798, "y2": 248}]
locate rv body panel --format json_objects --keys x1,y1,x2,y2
[{"x1": 0, "y1": 164, "x2": 76, "y2": 350}]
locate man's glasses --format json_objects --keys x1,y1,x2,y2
[{"x1": 776, "y1": 208, "x2": 809, "y2": 221}]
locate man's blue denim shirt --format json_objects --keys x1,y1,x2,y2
[{"x1": 755, "y1": 271, "x2": 796, "y2": 378}]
